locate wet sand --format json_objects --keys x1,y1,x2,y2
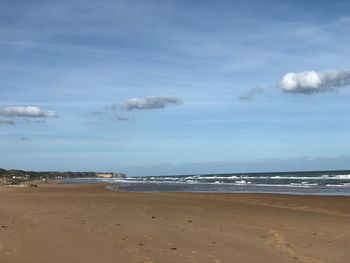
[{"x1": 0, "y1": 184, "x2": 349, "y2": 263}]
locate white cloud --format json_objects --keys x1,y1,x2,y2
[
  {"x1": 0, "y1": 119, "x2": 14, "y2": 125},
  {"x1": 0, "y1": 106, "x2": 58, "y2": 118},
  {"x1": 280, "y1": 69, "x2": 350, "y2": 93},
  {"x1": 123, "y1": 96, "x2": 182, "y2": 110}
]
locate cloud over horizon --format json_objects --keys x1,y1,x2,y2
[
  {"x1": 0, "y1": 106, "x2": 58, "y2": 118},
  {"x1": 122, "y1": 96, "x2": 182, "y2": 110},
  {"x1": 280, "y1": 69, "x2": 350, "y2": 94}
]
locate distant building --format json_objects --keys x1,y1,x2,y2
[{"x1": 96, "y1": 173, "x2": 126, "y2": 178}]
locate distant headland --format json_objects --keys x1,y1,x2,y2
[{"x1": 0, "y1": 168, "x2": 126, "y2": 185}]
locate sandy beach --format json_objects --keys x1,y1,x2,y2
[{"x1": 0, "y1": 184, "x2": 349, "y2": 263}]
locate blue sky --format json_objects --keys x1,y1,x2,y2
[{"x1": 1, "y1": 0, "x2": 350, "y2": 175}]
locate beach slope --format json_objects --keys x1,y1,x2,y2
[{"x1": 0, "y1": 184, "x2": 349, "y2": 263}]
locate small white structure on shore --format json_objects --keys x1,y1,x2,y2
[{"x1": 96, "y1": 173, "x2": 126, "y2": 178}]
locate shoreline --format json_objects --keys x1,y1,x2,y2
[
  {"x1": 100, "y1": 181, "x2": 350, "y2": 197},
  {"x1": 1, "y1": 183, "x2": 349, "y2": 262},
  {"x1": 16, "y1": 180, "x2": 350, "y2": 197}
]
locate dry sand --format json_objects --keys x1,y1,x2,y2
[{"x1": 0, "y1": 184, "x2": 349, "y2": 263}]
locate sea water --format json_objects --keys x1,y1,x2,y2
[{"x1": 61, "y1": 170, "x2": 350, "y2": 196}]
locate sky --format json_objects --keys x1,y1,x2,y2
[{"x1": 1, "y1": 0, "x2": 350, "y2": 175}]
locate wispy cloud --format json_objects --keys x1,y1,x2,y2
[
  {"x1": 122, "y1": 96, "x2": 182, "y2": 110},
  {"x1": 114, "y1": 116, "x2": 132, "y2": 121},
  {"x1": 23, "y1": 119, "x2": 46, "y2": 123},
  {"x1": 279, "y1": 69, "x2": 350, "y2": 94},
  {"x1": 0, "y1": 119, "x2": 14, "y2": 125},
  {"x1": 0, "y1": 106, "x2": 58, "y2": 118},
  {"x1": 239, "y1": 87, "x2": 265, "y2": 101},
  {"x1": 104, "y1": 104, "x2": 119, "y2": 111}
]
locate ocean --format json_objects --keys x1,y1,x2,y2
[{"x1": 61, "y1": 169, "x2": 350, "y2": 196}]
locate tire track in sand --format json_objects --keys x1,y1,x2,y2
[{"x1": 266, "y1": 229, "x2": 324, "y2": 263}]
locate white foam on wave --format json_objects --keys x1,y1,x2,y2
[
  {"x1": 234, "y1": 180, "x2": 251, "y2": 185},
  {"x1": 289, "y1": 182, "x2": 319, "y2": 188},
  {"x1": 184, "y1": 175, "x2": 239, "y2": 180}
]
